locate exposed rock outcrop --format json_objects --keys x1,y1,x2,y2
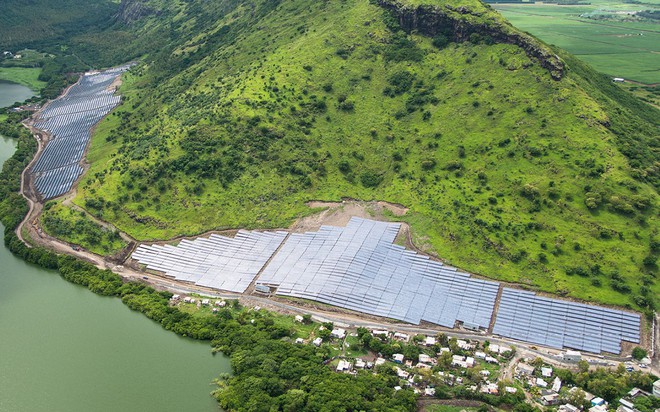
[
  {"x1": 115, "y1": 0, "x2": 157, "y2": 24},
  {"x1": 377, "y1": 0, "x2": 564, "y2": 80}
]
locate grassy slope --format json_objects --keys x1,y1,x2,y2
[
  {"x1": 73, "y1": 0, "x2": 657, "y2": 310},
  {"x1": 0, "y1": 67, "x2": 46, "y2": 91},
  {"x1": 40, "y1": 201, "x2": 127, "y2": 255}
]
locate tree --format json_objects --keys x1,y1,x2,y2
[{"x1": 631, "y1": 346, "x2": 647, "y2": 360}]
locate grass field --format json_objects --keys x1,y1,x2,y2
[
  {"x1": 494, "y1": 0, "x2": 660, "y2": 84},
  {"x1": 0, "y1": 67, "x2": 46, "y2": 91}
]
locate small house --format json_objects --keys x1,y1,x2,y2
[
  {"x1": 355, "y1": 359, "x2": 366, "y2": 369},
  {"x1": 313, "y1": 337, "x2": 323, "y2": 347},
  {"x1": 215, "y1": 300, "x2": 226, "y2": 307},
  {"x1": 295, "y1": 338, "x2": 304, "y2": 344},
  {"x1": 331, "y1": 328, "x2": 346, "y2": 339},
  {"x1": 201, "y1": 299, "x2": 210, "y2": 306},
  {"x1": 558, "y1": 405, "x2": 579, "y2": 412},
  {"x1": 393, "y1": 353, "x2": 404, "y2": 363},
  {"x1": 542, "y1": 367, "x2": 553, "y2": 378},
  {"x1": 541, "y1": 393, "x2": 560, "y2": 406},
  {"x1": 564, "y1": 350, "x2": 582, "y2": 362},
  {"x1": 393, "y1": 332, "x2": 409, "y2": 342},
  {"x1": 336, "y1": 360, "x2": 351, "y2": 372},
  {"x1": 552, "y1": 377, "x2": 562, "y2": 392},
  {"x1": 517, "y1": 363, "x2": 535, "y2": 376},
  {"x1": 485, "y1": 356, "x2": 499, "y2": 364},
  {"x1": 425, "y1": 336, "x2": 436, "y2": 346},
  {"x1": 475, "y1": 351, "x2": 487, "y2": 360},
  {"x1": 424, "y1": 387, "x2": 436, "y2": 396},
  {"x1": 419, "y1": 354, "x2": 432, "y2": 364},
  {"x1": 536, "y1": 378, "x2": 548, "y2": 388},
  {"x1": 591, "y1": 397, "x2": 605, "y2": 407},
  {"x1": 505, "y1": 386, "x2": 517, "y2": 394}
]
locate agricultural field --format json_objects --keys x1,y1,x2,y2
[{"x1": 494, "y1": 0, "x2": 660, "y2": 84}]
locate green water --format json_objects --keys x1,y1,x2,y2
[
  {"x1": 0, "y1": 80, "x2": 35, "y2": 108},
  {"x1": 0, "y1": 98, "x2": 229, "y2": 412}
]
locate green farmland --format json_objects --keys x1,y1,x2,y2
[{"x1": 494, "y1": 0, "x2": 660, "y2": 84}]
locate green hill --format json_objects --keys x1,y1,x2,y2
[{"x1": 60, "y1": 0, "x2": 658, "y2": 312}]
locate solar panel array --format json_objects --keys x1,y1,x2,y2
[
  {"x1": 257, "y1": 217, "x2": 499, "y2": 329},
  {"x1": 493, "y1": 288, "x2": 640, "y2": 354},
  {"x1": 132, "y1": 230, "x2": 288, "y2": 293},
  {"x1": 30, "y1": 65, "x2": 130, "y2": 199},
  {"x1": 130, "y1": 217, "x2": 642, "y2": 353}
]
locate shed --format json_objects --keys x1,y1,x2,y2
[{"x1": 255, "y1": 284, "x2": 270, "y2": 294}]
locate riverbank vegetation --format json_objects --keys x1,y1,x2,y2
[
  {"x1": 0, "y1": 67, "x2": 46, "y2": 92},
  {"x1": 62, "y1": 0, "x2": 659, "y2": 312}
]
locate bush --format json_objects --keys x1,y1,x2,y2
[
  {"x1": 631, "y1": 346, "x2": 647, "y2": 360},
  {"x1": 432, "y1": 34, "x2": 449, "y2": 49},
  {"x1": 360, "y1": 171, "x2": 383, "y2": 188}
]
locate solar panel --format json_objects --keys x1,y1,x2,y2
[
  {"x1": 132, "y1": 230, "x2": 288, "y2": 293},
  {"x1": 29, "y1": 65, "x2": 131, "y2": 199},
  {"x1": 492, "y1": 288, "x2": 640, "y2": 354}
]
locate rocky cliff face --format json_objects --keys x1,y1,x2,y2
[
  {"x1": 115, "y1": 0, "x2": 157, "y2": 24},
  {"x1": 377, "y1": 0, "x2": 564, "y2": 80}
]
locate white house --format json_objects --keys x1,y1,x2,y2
[
  {"x1": 331, "y1": 328, "x2": 346, "y2": 339},
  {"x1": 425, "y1": 336, "x2": 436, "y2": 346},
  {"x1": 393, "y1": 353, "x2": 405, "y2": 363},
  {"x1": 295, "y1": 315, "x2": 304, "y2": 323},
  {"x1": 564, "y1": 350, "x2": 582, "y2": 362},
  {"x1": 336, "y1": 360, "x2": 351, "y2": 372},
  {"x1": 419, "y1": 354, "x2": 432, "y2": 364},
  {"x1": 552, "y1": 377, "x2": 562, "y2": 392},
  {"x1": 313, "y1": 337, "x2": 323, "y2": 347},
  {"x1": 542, "y1": 367, "x2": 553, "y2": 378}
]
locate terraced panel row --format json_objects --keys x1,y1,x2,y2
[
  {"x1": 132, "y1": 231, "x2": 288, "y2": 293},
  {"x1": 492, "y1": 288, "x2": 640, "y2": 354},
  {"x1": 30, "y1": 65, "x2": 130, "y2": 200},
  {"x1": 257, "y1": 217, "x2": 500, "y2": 329}
]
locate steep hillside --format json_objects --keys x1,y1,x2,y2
[
  {"x1": 0, "y1": 0, "x2": 118, "y2": 51},
  {"x1": 70, "y1": 0, "x2": 659, "y2": 312}
]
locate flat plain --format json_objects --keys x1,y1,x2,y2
[{"x1": 494, "y1": 0, "x2": 660, "y2": 84}]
